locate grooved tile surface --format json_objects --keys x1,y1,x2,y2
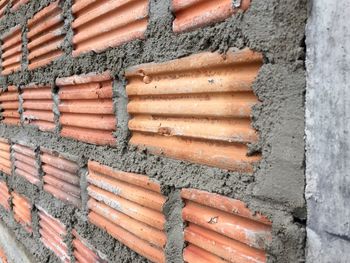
[
  {"x1": 1, "y1": 25, "x2": 22, "y2": 75},
  {"x1": 0, "y1": 138, "x2": 11, "y2": 176},
  {"x1": 172, "y1": 0, "x2": 250, "y2": 33},
  {"x1": 22, "y1": 84, "x2": 55, "y2": 132},
  {"x1": 72, "y1": 230, "x2": 106, "y2": 263},
  {"x1": 0, "y1": 86, "x2": 20, "y2": 126},
  {"x1": 125, "y1": 48, "x2": 262, "y2": 173},
  {"x1": 11, "y1": 0, "x2": 29, "y2": 11},
  {"x1": 41, "y1": 148, "x2": 81, "y2": 208},
  {"x1": 27, "y1": 1, "x2": 64, "y2": 70},
  {"x1": 181, "y1": 188, "x2": 272, "y2": 263},
  {"x1": 0, "y1": 0, "x2": 9, "y2": 19},
  {"x1": 0, "y1": 180, "x2": 10, "y2": 210},
  {"x1": 12, "y1": 192, "x2": 32, "y2": 233},
  {"x1": 13, "y1": 144, "x2": 39, "y2": 186},
  {"x1": 87, "y1": 160, "x2": 166, "y2": 263},
  {"x1": 38, "y1": 207, "x2": 69, "y2": 263},
  {"x1": 71, "y1": 0, "x2": 149, "y2": 56},
  {"x1": 56, "y1": 72, "x2": 116, "y2": 146}
]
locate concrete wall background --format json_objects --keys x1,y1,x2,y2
[{"x1": 306, "y1": 0, "x2": 350, "y2": 261}]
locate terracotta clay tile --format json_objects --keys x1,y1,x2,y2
[
  {"x1": 172, "y1": 0, "x2": 250, "y2": 33},
  {"x1": 27, "y1": 1, "x2": 64, "y2": 70},
  {"x1": 22, "y1": 84, "x2": 55, "y2": 132},
  {"x1": 89, "y1": 212, "x2": 165, "y2": 263},
  {"x1": 0, "y1": 180, "x2": 10, "y2": 210},
  {"x1": 37, "y1": 207, "x2": 69, "y2": 262},
  {"x1": 184, "y1": 244, "x2": 229, "y2": 263},
  {"x1": 181, "y1": 188, "x2": 271, "y2": 225},
  {"x1": 87, "y1": 161, "x2": 166, "y2": 262},
  {"x1": 13, "y1": 144, "x2": 40, "y2": 185},
  {"x1": 182, "y1": 189, "x2": 272, "y2": 263},
  {"x1": 56, "y1": 72, "x2": 116, "y2": 146},
  {"x1": 1, "y1": 25, "x2": 22, "y2": 74},
  {"x1": 0, "y1": 0, "x2": 10, "y2": 20},
  {"x1": 12, "y1": 192, "x2": 32, "y2": 233},
  {"x1": 72, "y1": 230, "x2": 106, "y2": 263},
  {"x1": 0, "y1": 86, "x2": 20, "y2": 125},
  {"x1": 125, "y1": 48, "x2": 262, "y2": 173},
  {"x1": 10, "y1": 0, "x2": 29, "y2": 11},
  {"x1": 41, "y1": 149, "x2": 81, "y2": 208},
  {"x1": 0, "y1": 139, "x2": 11, "y2": 176},
  {"x1": 71, "y1": 0, "x2": 149, "y2": 56}
]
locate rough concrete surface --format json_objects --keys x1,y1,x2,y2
[
  {"x1": 305, "y1": 0, "x2": 350, "y2": 262},
  {"x1": 0, "y1": 0, "x2": 307, "y2": 262}
]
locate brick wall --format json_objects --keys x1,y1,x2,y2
[{"x1": 0, "y1": 0, "x2": 307, "y2": 262}]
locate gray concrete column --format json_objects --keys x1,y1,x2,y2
[{"x1": 306, "y1": 0, "x2": 350, "y2": 262}]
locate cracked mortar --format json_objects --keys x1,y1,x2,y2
[{"x1": 0, "y1": 0, "x2": 307, "y2": 262}]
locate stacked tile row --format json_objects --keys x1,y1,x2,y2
[
  {"x1": 12, "y1": 143, "x2": 39, "y2": 185},
  {"x1": 0, "y1": 86, "x2": 20, "y2": 125},
  {"x1": 22, "y1": 84, "x2": 55, "y2": 132},
  {"x1": 0, "y1": 0, "x2": 250, "y2": 73},
  {"x1": 0, "y1": 48, "x2": 262, "y2": 173},
  {"x1": 41, "y1": 149, "x2": 81, "y2": 208},
  {"x1": 0, "y1": 140, "x2": 272, "y2": 262}
]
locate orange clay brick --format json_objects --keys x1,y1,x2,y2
[
  {"x1": 0, "y1": 138, "x2": 11, "y2": 176},
  {"x1": 71, "y1": 0, "x2": 149, "y2": 56},
  {"x1": 12, "y1": 143, "x2": 40, "y2": 186},
  {"x1": 172, "y1": 0, "x2": 251, "y2": 33},
  {"x1": 37, "y1": 206, "x2": 69, "y2": 263},
  {"x1": 0, "y1": 86, "x2": 20, "y2": 126},
  {"x1": 87, "y1": 160, "x2": 166, "y2": 263},
  {"x1": 56, "y1": 72, "x2": 116, "y2": 146},
  {"x1": 125, "y1": 48, "x2": 262, "y2": 173},
  {"x1": 181, "y1": 188, "x2": 272, "y2": 263},
  {"x1": 1, "y1": 25, "x2": 22, "y2": 74},
  {"x1": 0, "y1": 180, "x2": 10, "y2": 210},
  {"x1": 22, "y1": 84, "x2": 55, "y2": 132},
  {"x1": 27, "y1": 1, "x2": 64, "y2": 69},
  {"x1": 12, "y1": 192, "x2": 32, "y2": 233},
  {"x1": 0, "y1": 0, "x2": 9, "y2": 20},
  {"x1": 41, "y1": 148, "x2": 81, "y2": 208},
  {"x1": 72, "y1": 230, "x2": 106, "y2": 263},
  {"x1": 10, "y1": 0, "x2": 29, "y2": 11}
]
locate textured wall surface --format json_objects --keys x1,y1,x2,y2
[
  {"x1": 0, "y1": 0, "x2": 307, "y2": 262},
  {"x1": 306, "y1": 0, "x2": 350, "y2": 262}
]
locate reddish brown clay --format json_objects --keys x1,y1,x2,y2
[
  {"x1": 56, "y1": 72, "x2": 116, "y2": 146},
  {"x1": 12, "y1": 192, "x2": 32, "y2": 233},
  {"x1": 13, "y1": 144, "x2": 40, "y2": 186},
  {"x1": 22, "y1": 84, "x2": 55, "y2": 131},
  {"x1": 0, "y1": 86, "x2": 20, "y2": 125},
  {"x1": 125, "y1": 49, "x2": 262, "y2": 173},
  {"x1": 0, "y1": 139, "x2": 11, "y2": 176},
  {"x1": 172, "y1": 0, "x2": 251, "y2": 33},
  {"x1": 71, "y1": 0, "x2": 149, "y2": 56},
  {"x1": 182, "y1": 188, "x2": 272, "y2": 263},
  {"x1": 37, "y1": 207, "x2": 70, "y2": 262},
  {"x1": 41, "y1": 149, "x2": 81, "y2": 208},
  {"x1": 0, "y1": 180, "x2": 11, "y2": 210},
  {"x1": 87, "y1": 161, "x2": 167, "y2": 262},
  {"x1": 1, "y1": 26, "x2": 22, "y2": 74},
  {"x1": 27, "y1": 1, "x2": 64, "y2": 69}
]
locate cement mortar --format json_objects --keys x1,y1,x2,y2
[{"x1": 0, "y1": 0, "x2": 307, "y2": 262}]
